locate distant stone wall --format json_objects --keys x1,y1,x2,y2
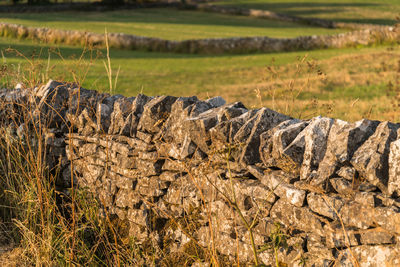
[
  {"x1": 0, "y1": 2, "x2": 385, "y2": 31},
  {"x1": 2, "y1": 80, "x2": 400, "y2": 265},
  {"x1": 0, "y1": 22, "x2": 398, "y2": 54},
  {"x1": 186, "y1": 3, "x2": 388, "y2": 31}
]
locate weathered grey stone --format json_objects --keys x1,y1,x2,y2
[
  {"x1": 161, "y1": 136, "x2": 198, "y2": 160},
  {"x1": 337, "y1": 166, "x2": 357, "y2": 181},
  {"x1": 307, "y1": 192, "x2": 345, "y2": 220},
  {"x1": 305, "y1": 233, "x2": 333, "y2": 259},
  {"x1": 159, "y1": 171, "x2": 185, "y2": 182},
  {"x1": 73, "y1": 109, "x2": 95, "y2": 135},
  {"x1": 354, "y1": 192, "x2": 375, "y2": 207},
  {"x1": 119, "y1": 94, "x2": 152, "y2": 136},
  {"x1": 209, "y1": 109, "x2": 256, "y2": 154},
  {"x1": 235, "y1": 179, "x2": 278, "y2": 207},
  {"x1": 136, "y1": 160, "x2": 164, "y2": 176},
  {"x1": 307, "y1": 192, "x2": 400, "y2": 233},
  {"x1": 351, "y1": 121, "x2": 399, "y2": 194},
  {"x1": 234, "y1": 107, "x2": 291, "y2": 164},
  {"x1": 316, "y1": 119, "x2": 379, "y2": 185},
  {"x1": 178, "y1": 135, "x2": 197, "y2": 159},
  {"x1": 135, "y1": 131, "x2": 152, "y2": 143},
  {"x1": 188, "y1": 100, "x2": 213, "y2": 117},
  {"x1": 127, "y1": 209, "x2": 148, "y2": 227},
  {"x1": 330, "y1": 177, "x2": 354, "y2": 195},
  {"x1": 124, "y1": 136, "x2": 155, "y2": 151},
  {"x1": 197, "y1": 226, "x2": 254, "y2": 263},
  {"x1": 115, "y1": 153, "x2": 137, "y2": 169},
  {"x1": 373, "y1": 206, "x2": 400, "y2": 234},
  {"x1": 184, "y1": 108, "x2": 219, "y2": 152},
  {"x1": 162, "y1": 159, "x2": 184, "y2": 171},
  {"x1": 162, "y1": 96, "x2": 199, "y2": 144},
  {"x1": 35, "y1": 80, "x2": 72, "y2": 129},
  {"x1": 164, "y1": 227, "x2": 191, "y2": 253},
  {"x1": 205, "y1": 96, "x2": 226, "y2": 108},
  {"x1": 137, "y1": 176, "x2": 169, "y2": 197},
  {"x1": 277, "y1": 128, "x2": 307, "y2": 173},
  {"x1": 260, "y1": 119, "x2": 307, "y2": 174},
  {"x1": 109, "y1": 165, "x2": 140, "y2": 179},
  {"x1": 325, "y1": 222, "x2": 394, "y2": 248},
  {"x1": 161, "y1": 98, "x2": 202, "y2": 160},
  {"x1": 112, "y1": 141, "x2": 134, "y2": 156},
  {"x1": 115, "y1": 189, "x2": 140, "y2": 208},
  {"x1": 335, "y1": 245, "x2": 400, "y2": 266},
  {"x1": 128, "y1": 223, "x2": 149, "y2": 242},
  {"x1": 300, "y1": 116, "x2": 334, "y2": 181},
  {"x1": 137, "y1": 151, "x2": 158, "y2": 161},
  {"x1": 357, "y1": 182, "x2": 378, "y2": 192},
  {"x1": 74, "y1": 162, "x2": 104, "y2": 185},
  {"x1": 108, "y1": 97, "x2": 135, "y2": 135},
  {"x1": 96, "y1": 95, "x2": 123, "y2": 133},
  {"x1": 112, "y1": 172, "x2": 137, "y2": 190},
  {"x1": 260, "y1": 170, "x2": 306, "y2": 207},
  {"x1": 77, "y1": 142, "x2": 98, "y2": 157},
  {"x1": 67, "y1": 86, "x2": 103, "y2": 118},
  {"x1": 186, "y1": 102, "x2": 246, "y2": 152},
  {"x1": 270, "y1": 198, "x2": 324, "y2": 235},
  {"x1": 259, "y1": 235, "x2": 305, "y2": 266},
  {"x1": 359, "y1": 228, "x2": 395, "y2": 245},
  {"x1": 388, "y1": 138, "x2": 400, "y2": 196},
  {"x1": 138, "y1": 95, "x2": 178, "y2": 134},
  {"x1": 308, "y1": 193, "x2": 373, "y2": 230}
]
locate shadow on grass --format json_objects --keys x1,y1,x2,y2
[
  {"x1": 215, "y1": 1, "x2": 396, "y2": 25},
  {"x1": 0, "y1": 7, "x2": 347, "y2": 30}
]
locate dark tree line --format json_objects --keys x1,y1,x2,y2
[{"x1": 7, "y1": 0, "x2": 159, "y2": 6}]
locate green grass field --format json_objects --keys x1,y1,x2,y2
[
  {"x1": 0, "y1": 8, "x2": 347, "y2": 40},
  {"x1": 1, "y1": 36, "x2": 399, "y2": 122},
  {"x1": 0, "y1": 2, "x2": 398, "y2": 122},
  {"x1": 214, "y1": 0, "x2": 400, "y2": 25}
]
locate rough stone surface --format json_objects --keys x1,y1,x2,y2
[
  {"x1": 351, "y1": 121, "x2": 399, "y2": 194},
  {"x1": 316, "y1": 119, "x2": 379, "y2": 187},
  {"x1": 234, "y1": 107, "x2": 291, "y2": 164},
  {"x1": 389, "y1": 138, "x2": 400, "y2": 196},
  {"x1": 2, "y1": 81, "x2": 400, "y2": 265}
]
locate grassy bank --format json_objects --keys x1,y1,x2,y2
[{"x1": 0, "y1": 8, "x2": 347, "y2": 40}]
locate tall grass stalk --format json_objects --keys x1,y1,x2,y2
[
  {"x1": 0, "y1": 47, "x2": 138, "y2": 266},
  {"x1": 103, "y1": 29, "x2": 120, "y2": 95}
]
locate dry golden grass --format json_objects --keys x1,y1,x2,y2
[{"x1": 212, "y1": 49, "x2": 400, "y2": 122}]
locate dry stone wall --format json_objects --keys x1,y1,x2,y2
[
  {"x1": 0, "y1": 2, "x2": 385, "y2": 31},
  {"x1": 187, "y1": 3, "x2": 384, "y2": 31},
  {"x1": 2, "y1": 80, "x2": 400, "y2": 266},
  {"x1": 1, "y1": 22, "x2": 399, "y2": 54}
]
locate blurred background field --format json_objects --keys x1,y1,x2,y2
[
  {"x1": 0, "y1": 0, "x2": 399, "y2": 122},
  {"x1": 213, "y1": 0, "x2": 400, "y2": 25}
]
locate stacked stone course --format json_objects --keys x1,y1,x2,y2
[{"x1": 2, "y1": 80, "x2": 400, "y2": 265}]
